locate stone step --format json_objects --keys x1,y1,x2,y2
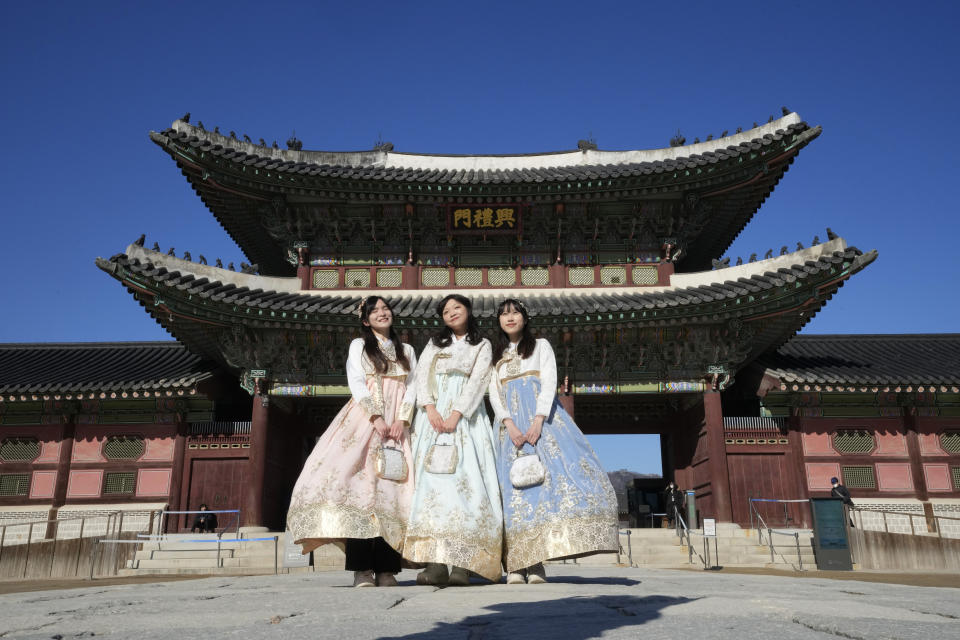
[{"x1": 134, "y1": 549, "x2": 236, "y2": 560}]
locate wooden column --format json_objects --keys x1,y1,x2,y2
[
  {"x1": 244, "y1": 396, "x2": 271, "y2": 527},
  {"x1": 902, "y1": 407, "x2": 934, "y2": 531},
  {"x1": 165, "y1": 419, "x2": 188, "y2": 532},
  {"x1": 703, "y1": 391, "x2": 733, "y2": 522},
  {"x1": 786, "y1": 414, "x2": 812, "y2": 527},
  {"x1": 46, "y1": 419, "x2": 76, "y2": 538}
]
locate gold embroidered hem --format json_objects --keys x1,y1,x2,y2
[
  {"x1": 357, "y1": 395, "x2": 383, "y2": 418},
  {"x1": 287, "y1": 502, "x2": 407, "y2": 555},
  {"x1": 403, "y1": 532, "x2": 503, "y2": 582},
  {"x1": 502, "y1": 514, "x2": 619, "y2": 572}
]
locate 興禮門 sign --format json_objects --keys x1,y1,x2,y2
[{"x1": 447, "y1": 205, "x2": 522, "y2": 235}]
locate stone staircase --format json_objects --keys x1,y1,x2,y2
[{"x1": 117, "y1": 525, "x2": 816, "y2": 577}]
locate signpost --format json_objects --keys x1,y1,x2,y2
[
  {"x1": 809, "y1": 498, "x2": 853, "y2": 570},
  {"x1": 702, "y1": 517, "x2": 720, "y2": 569}
]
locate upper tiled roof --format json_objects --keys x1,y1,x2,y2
[
  {"x1": 0, "y1": 342, "x2": 217, "y2": 396},
  {"x1": 760, "y1": 334, "x2": 960, "y2": 387},
  {"x1": 154, "y1": 114, "x2": 814, "y2": 186}
]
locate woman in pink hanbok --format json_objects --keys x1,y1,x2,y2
[{"x1": 287, "y1": 296, "x2": 417, "y2": 587}]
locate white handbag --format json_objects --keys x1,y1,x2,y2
[
  {"x1": 424, "y1": 432, "x2": 459, "y2": 474},
  {"x1": 375, "y1": 441, "x2": 408, "y2": 482},
  {"x1": 510, "y1": 446, "x2": 545, "y2": 489}
]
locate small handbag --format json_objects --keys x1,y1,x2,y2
[
  {"x1": 375, "y1": 440, "x2": 408, "y2": 482},
  {"x1": 510, "y1": 446, "x2": 546, "y2": 489},
  {"x1": 424, "y1": 432, "x2": 459, "y2": 474}
]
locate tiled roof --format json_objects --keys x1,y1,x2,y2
[
  {"x1": 154, "y1": 117, "x2": 814, "y2": 186},
  {"x1": 0, "y1": 342, "x2": 216, "y2": 396},
  {"x1": 97, "y1": 242, "x2": 874, "y2": 322},
  {"x1": 760, "y1": 334, "x2": 960, "y2": 387}
]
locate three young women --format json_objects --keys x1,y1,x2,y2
[
  {"x1": 286, "y1": 296, "x2": 417, "y2": 588},
  {"x1": 488, "y1": 298, "x2": 618, "y2": 584}
]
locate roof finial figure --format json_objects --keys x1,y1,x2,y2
[
  {"x1": 781, "y1": 106, "x2": 790, "y2": 116},
  {"x1": 272, "y1": 140, "x2": 279, "y2": 149},
  {"x1": 752, "y1": 122, "x2": 758, "y2": 128},
  {"x1": 152, "y1": 242, "x2": 160, "y2": 251},
  {"x1": 693, "y1": 137, "x2": 700, "y2": 144},
  {"x1": 768, "y1": 115, "x2": 775, "y2": 123},
  {"x1": 259, "y1": 138, "x2": 266, "y2": 147},
  {"x1": 229, "y1": 130, "x2": 237, "y2": 139},
  {"x1": 826, "y1": 227, "x2": 838, "y2": 241},
  {"x1": 796, "y1": 241, "x2": 804, "y2": 250},
  {"x1": 228, "y1": 262, "x2": 235, "y2": 271},
  {"x1": 197, "y1": 120, "x2": 205, "y2": 131},
  {"x1": 286, "y1": 131, "x2": 303, "y2": 151},
  {"x1": 721, "y1": 130, "x2": 728, "y2": 137},
  {"x1": 134, "y1": 234, "x2": 145, "y2": 247},
  {"x1": 198, "y1": 255, "x2": 207, "y2": 265},
  {"x1": 181, "y1": 112, "x2": 190, "y2": 123},
  {"x1": 183, "y1": 251, "x2": 192, "y2": 261},
  {"x1": 215, "y1": 258, "x2": 223, "y2": 268},
  {"x1": 243, "y1": 134, "x2": 252, "y2": 143},
  {"x1": 241, "y1": 262, "x2": 260, "y2": 274},
  {"x1": 736, "y1": 126, "x2": 743, "y2": 133},
  {"x1": 669, "y1": 130, "x2": 686, "y2": 147},
  {"x1": 749, "y1": 253, "x2": 757, "y2": 262},
  {"x1": 780, "y1": 245, "x2": 788, "y2": 255},
  {"x1": 736, "y1": 256, "x2": 743, "y2": 266},
  {"x1": 214, "y1": 126, "x2": 220, "y2": 134},
  {"x1": 812, "y1": 235, "x2": 820, "y2": 246},
  {"x1": 711, "y1": 257, "x2": 730, "y2": 270},
  {"x1": 167, "y1": 247, "x2": 175, "y2": 256},
  {"x1": 706, "y1": 134, "x2": 713, "y2": 141},
  {"x1": 577, "y1": 137, "x2": 597, "y2": 151},
  {"x1": 764, "y1": 249, "x2": 773, "y2": 259}
]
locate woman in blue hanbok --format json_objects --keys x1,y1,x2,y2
[
  {"x1": 488, "y1": 298, "x2": 618, "y2": 584},
  {"x1": 403, "y1": 294, "x2": 503, "y2": 585}
]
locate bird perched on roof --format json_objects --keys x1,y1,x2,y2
[
  {"x1": 134, "y1": 234, "x2": 145, "y2": 246},
  {"x1": 749, "y1": 253, "x2": 757, "y2": 262},
  {"x1": 796, "y1": 241, "x2": 804, "y2": 250},
  {"x1": 167, "y1": 247, "x2": 176, "y2": 256},
  {"x1": 198, "y1": 255, "x2": 208, "y2": 265},
  {"x1": 183, "y1": 251, "x2": 192, "y2": 261},
  {"x1": 764, "y1": 249, "x2": 773, "y2": 259},
  {"x1": 826, "y1": 227, "x2": 838, "y2": 241},
  {"x1": 152, "y1": 242, "x2": 161, "y2": 251},
  {"x1": 181, "y1": 112, "x2": 190, "y2": 123},
  {"x1": 215, "y1": 258, "x2": 223, "y2": 268},
  {"x1": 780, "y1": 246, "x2": 788, "y2": 255}
]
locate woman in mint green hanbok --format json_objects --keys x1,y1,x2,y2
[
  {"x1": 488, "y1": 298, "x2": 618, "y2": 584},
  {"x1": 403, "y1": 294, "x2": 503, "y2": 585}
]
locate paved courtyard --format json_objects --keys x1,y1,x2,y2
[{"x1": 0, "y1": 566, "x2": 958, "y2": 639}]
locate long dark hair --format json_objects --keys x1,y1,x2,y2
[
  {"x1": 431, "y1": 294, "x2": 483, "y2": 347},
  {"x1": 359, "y1": 296, "x2": 410, "y2": 374},
  {"x1": 493, "y1": 298, "x2": 536, "y2": 360}
]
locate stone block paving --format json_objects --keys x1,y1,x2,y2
[{"x1": 0, "y1": 566, "x2": 958, "y2": 639}]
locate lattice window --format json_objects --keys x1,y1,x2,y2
[
  {"x1": 0, "y1": 474, "x2": 30, "y2": 496},
  {"x1": 632, "y1": 266, "x2": 658, "y2": 285},
  {"x1": 600, "y1": 266, "x2": 627, "y2": 285},
  {"x1": 488, "y1": 268, "x2": 516, "y2": 286},
  {"x1": 520, "y1": 268, "x2": 549, "y2": 286},
  {"x1": 103, "y1": 436, "x2": 145, "y2": 460},
  {"x1": 568, "y1": 267, "x2": 595, "y2": 286},
  {"x1": 940, "y1": 431, "x2": 960, "y2": 454},
  {"x1": 952, "y1": 467, "x2": 960, "y2": 490},
  {"x1": 833, "y1": 430, "x2": 876, "y2": 454},
  {"x1": 842, "y1": 465, "x2": 876, "y2": 489},
  {"x1": 376, "y1": 269, "x2": 402, "y2": 288},
  {"x1": 345, "y1": 269, "x2": 370, "y2": 288},
  {"x1": 312, "y1": 269, "x2": 339, "y2": 289},
  {"x1": 454, "y1": 269, "x2": 482, "y2": 287},
  {"x1": 0, "y1": 437, "x2": 40, "y2": 462},
  {"x1": 421, "y1": 268, "x2": 450, "y2": 287},
  {"x1": 103, "y1": 472, "x2": 136, "y2": 494}
]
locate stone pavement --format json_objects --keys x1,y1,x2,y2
[{"x1": 0, "y1": 566, "x2": 958, "y2": 640}]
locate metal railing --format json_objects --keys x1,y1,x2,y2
[
  {"x1": 748, "y1": 498, "x2": 809, "y2": 570},
  {"x1": 672, "y1": 506, "x2": 707, "y2": 568},
  {"x1": 152, "y1": 509, "x2": 241, "y2": 539}
]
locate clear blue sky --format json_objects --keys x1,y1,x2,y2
[{"x1": 2, "y1": 1, "x2": 957, "y2": 474}]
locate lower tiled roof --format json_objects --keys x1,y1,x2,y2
[
  {"x1": 0, "y1": 342, "x2": 216, "y2": 396},
  {"x1": 760, "y1": 334, "x2": 960, "y2": 387}
]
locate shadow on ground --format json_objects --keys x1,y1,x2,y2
[{"x1": 379, "y1": 594, "x2": 696, "y2": 639}]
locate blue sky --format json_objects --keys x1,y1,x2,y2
[{"x1": 2, "y1": 1, "x2": 958, "y2": 474}]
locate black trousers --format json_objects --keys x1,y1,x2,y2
[{"x1": 344, "y1": 537, "x2": 401, "y2": 573}]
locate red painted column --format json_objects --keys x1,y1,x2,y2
[
  {"x1": 703, "y1": 391, "x2": 733, "y2": 522},
  {"x1": 786, "y1": 414, "x2": 812, "y2": 528},
  {"x1": 46, "y1": 418, "x2": 76, "y2": 538},
  {"x1": 244, "y1": 396, "x2": 271, "y2": 527},
  {"x1": 165, "y1": 420, "x2": 188, "y2": 532}
]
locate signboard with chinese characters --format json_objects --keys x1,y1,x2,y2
[{"x1": 447, "y1": 205, "x2": 522, "y2": 235}]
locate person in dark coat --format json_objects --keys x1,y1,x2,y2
[
  {"x1": 191, "y1": 503, "x2": 218, "y2": 533},
  {"x1": 663, "y1": 482, "x2": 684, "y2": 526},
  {"x1": 830, "y1": 477, "x2": 856, "y2": 527}
]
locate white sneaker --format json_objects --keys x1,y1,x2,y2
[
  {"x1": 353, "y1": 570, "x2": 375, "y2": 587},
  {"x1": 506, "y1": 571, "x2": 526, "y2": 585},
  {"x1": 526, "y1": 563, "x2": 547, "y2": 584}
]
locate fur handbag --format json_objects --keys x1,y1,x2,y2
[
  {"x1": 424, "y1": 432, "x2": 459, "y2": 474},
  {"x1": 375, "y1": 441, "x2": 408, "y2": 482},
  {"x1": 510, "y1": 446, "x2": 545, "y2": 489}
]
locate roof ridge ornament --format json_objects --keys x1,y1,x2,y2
[{"x1": 286, "y1": 131, "x2": 303, "y2": 151}]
